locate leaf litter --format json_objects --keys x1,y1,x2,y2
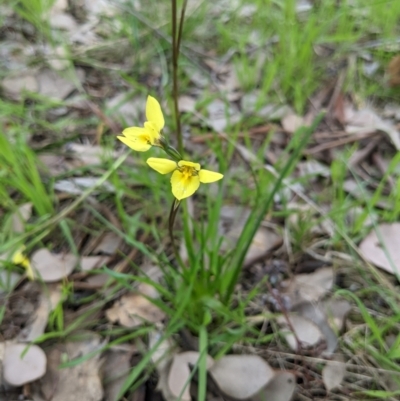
[
  {"x1": 17, "y1": 283, "x2": 62, "y2": 342},
  {"x1": 106, "y1": 291, "x2": 165, "y2": 328},
  {"x1": 3, "y1": 343, "x2": 47, "y2": 386},
  {"x1": 31, "y1": 249, "x2": 78, "y2": 282},
  {"x1": 31, "y1": 333, "x2": 105, "y2": 401},
  {"x1": 102, "y1": 347, "x2": 136, "y2": 401},
  {"x1": 209, "y1": 354, "x2": 275, "y2": 399},
  {"x1": 322, "y1": 358, "x2": 346, "y2": 392},
  {"x1": 253, "y1": 371, "x2": 296, "y2": 401},
  {"x1": 167, "y1": 352, "x2": 214, "y2": 400},
  {"x1": 359, "y1": 223, "x2": 400, "y2": 275}
]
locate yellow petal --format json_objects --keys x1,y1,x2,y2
[
  {"x1": 12, "y1": 248, "x2": 34, "y2": 280},
  {"x1": 146, "y1": 96, "x2": 165, "y2": 132},
  {"x1": 171, "y1": 170, "x2": 200, "y2": 200},
  {"x1": 12, "y1": 249, "x2": 27, "y2": 265},
  {"x1": 117, "y1": 135, "x2": 151, "y2": 152},
  {"x1": 178, "y1": 160, "x2": 201, "y2": 171},
  {"x1": 144, "y1": 121, "x2": 161, "y2": 142},
  {"x1": 199, "y1": 169, "x2": 224, "y2": 183},
  {"x1": 147, "y1": 157, "x2": 177, "y2": 174},
  {"x1": 122, "y1": 126, "x2": 148, "y2": 138}
]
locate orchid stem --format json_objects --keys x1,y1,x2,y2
[
  {"x1": 171, "y1": 0, "x2": 187, "y2": 156},
  {"x1": 177, "y1": 0, "x2": 188, "y2": 54},
  {"x1": 168, "y1": 198, "x2": 184, "y2": 268}
]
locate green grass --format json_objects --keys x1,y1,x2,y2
[{"x1": 1, "y1": 0, "x2": 400, "y2": 399}]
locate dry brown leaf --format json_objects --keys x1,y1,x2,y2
[
  {"x1": 2, "y1": 73, "x2": 39, "y2": 100},
  {"x1": 93, "y1": 232, "x2": 122, "y2": 255},
  {"x1": 105, "y1": 293, "x2": 165, "y2": 328},
  {"x1": 149, "y1": 330, "x2": 176, "y2": 372},
  {"x1": 11, "y1": 203, "x2": 32, "y2": 233},
  {"x1": 345, "y1": 106, "x2": 400, "y2": 150},
  {"x1": 54, "y1": 177, "x2": 115, "y2": 195},
  {"x1": 168, "y1": 352, "x2": 214, "y2": 401},
  {"x1": 51, "y1": 0, "x2": 69, "y2": 14},
  {"x1": 32, "y1": 333, "x2": 104, "y2": 401},
  {"x1": 18, "y1": 284, "x2": 62, "y2": 342},
  {"x1": 85, "y1": 273, "x2": 112, "y2": 288},
  {"x1": 137, "y1": 282, "x2": 160, "y2": 298},
  {"x1": 280, "y1": 267, "x2": 334, "y2": 309},
  {"x1": 220, "y1": 206, "x2": 282, "y2": 266},
  {"x1": 359, "y1": 223, "x2": 400, "y2": 275},
  {"x1": 282, "y1": 113, "x2": 305, "y2": 134},
  {"x1": 36, "y1": 68, "x2": 85, "y2": 100},
  {"x1": 65, "y1": 143, "x2": 119, "y2": 167},
  {"x1": 323, "y1": 299, "x2": 352, "y2": 332},
  {"x1": 277, "y1": 314, "x2": 323, "y2": 351},
  {"x1": 102, "y1": 349, "x2": 133, "y2": 401},
  {"x1": 156, "y1": 362, "x2": 176, "y2": 401},
  {"x1": 81, "y1": 256, "x2": 110, "y2": 271},
  {"x1": 294, "y1": 302, "x2": 338, "y2": 355},
  {"x1": 227, "y1": 226, "x2": 281, "y2": 267},
  {"x1": 322, "y1": 359, "x2": 346, "y2": 392},
  {"x1": 32, "y1": 249, "x2": 78, "y2": 282},
  {"x1": 3, "y1": 343, "x2": 47, "y2": 386},
  {"x1": 209, "y1": 354, "x2": 274, "y2": 400},
  {"x1": 253, "y1": 371, "x2": 296, "y2": 401},
  {"x1": 50, "y1": 12, "x2": 77, "y2": 31},
  {"x1": 298, "y1": 160, "x2": 330, "y2": 179}
]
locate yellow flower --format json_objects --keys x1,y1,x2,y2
[
  {"x1": 147, "y1": 157, "x2": 223, "y2": 200},
  {"x1": 12, "y1": 247, "x2": 34, "y2": 280},
  {"x1": 117, "y1": 95, "x2": 165, "y2": 152}
]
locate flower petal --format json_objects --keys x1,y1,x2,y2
[
  {"x1": 199, "y1": 169, "x2": 224, "y2": 183},
  {"x1": 147, "y1": 158, "x2": 177, "y2": 174},
  {"x1": 122, "y1": 126, "x2": 147, "y2": 138},
  {"x1": 117, "y1": 135, "x2": 151, "y2": 152},
  {"x1": 178, "y1": 160, "x2": 201, "y2": 171},
  {"x1": 146, "y1": 96, "x2": 165, "y2": 132},
  {"x1": 171, "y1": 170, "x2": 200, "y2": 200},
  {"x1": 144, "y1": 121, "x2": 161, "y2": 142}
]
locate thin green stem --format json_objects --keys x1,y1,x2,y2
[
  {"x1": 168, "y1": 198, "x2": 184, "y2": 268},
  {"x1": 177, "y1": 0, "x2": 188, "y2": 54},
  {"x1": 159, "y1": 138, "x2": 183, "y2": 161},
  {"x1": 171, "y1": 0, "x2": 185, "y2": 155}
]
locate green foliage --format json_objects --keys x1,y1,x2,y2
[
  {"x1": 0, "y1": 131, "x2": 53, "y2": 217},
  {"x1": 10, "y1": 0, "x2": 55, "y2": 36}
]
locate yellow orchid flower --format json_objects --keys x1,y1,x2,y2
[
  {"x1": 12, "y1": 247, "x2": 34, "y2": 280},
  {"x1": 147, "y1": 157, "x2": 223, "y2": 200},
  {"x1": 117, "y1": 95, "x2": 165, "y2": 152}
]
